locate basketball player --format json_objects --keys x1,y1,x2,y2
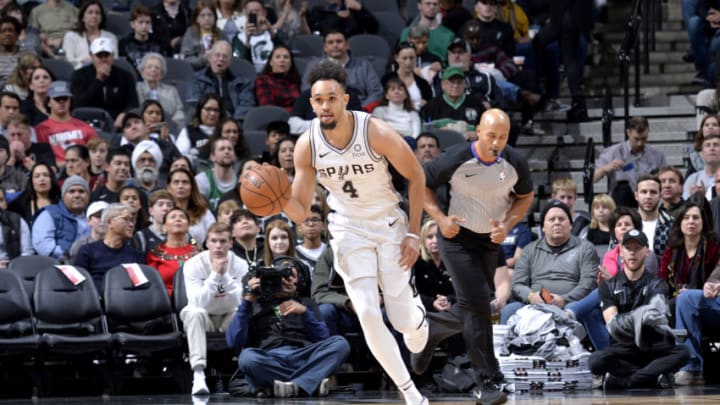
[
  {"x1": 283, "y1": 60, "x2": 429, "y2": 405},
  {"x1": 424, "y1": 109, "x2": 534, "y2": 405}
]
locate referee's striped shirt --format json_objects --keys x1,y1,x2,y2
[{"x1": 424, "y1": 143, "x2": 533, "y2": 234}]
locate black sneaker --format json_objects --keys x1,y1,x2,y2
[
  {"x1": 473, "y1": 383, "x2": 508, "y2": 405},
  {"x1": 657, "y1": 373, "x2": 674, "y2": 389},
  {"x1": 602, "y1": 372, "x2": 627, "y2": 391}
]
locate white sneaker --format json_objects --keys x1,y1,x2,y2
[
  {"x1": 273, "y1": 380, "x2": 299, "y2": 397},
  {"x1": 318, "y1": 377, "x2": 330, "y2": 396},
  {"x1": 674, "y1": 370, "x2": 705, "y2": 386},
  {"x1": 191, "y1": 377, "x2": 210, "y2": 395},
  {"x1": 404, "y1": 311, "x2": 429, "y2": 354}
]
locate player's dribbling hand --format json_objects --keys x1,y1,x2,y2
[
  {"x1": 489, "y1": 219, "x2": 507, "y2": 244},
  {"x1": 438, "y1": 215, "x2": 464, "y2": 239},
  {"x1": 399, "y1": 235, "x2": 420, "y2": 270}
]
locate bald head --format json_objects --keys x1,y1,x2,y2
[
  {"x1": 474, "y1": 108, "x2": 511, "y2": 162},
  {"x1": 478, "y1": 108, "x2": 510, "y2": 132},
  {"x1": 209, "y1": 41, "x2": 232, "y2": 74}
]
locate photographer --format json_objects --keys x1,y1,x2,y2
[
  {"x1": 181, "y1": 223, "x2": 249, "y2": 395},
  {"x1": 226, "y1": 256, "x2": 350, "y2": 398}
]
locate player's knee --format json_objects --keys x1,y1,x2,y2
[{"x1": 355, "y1": 305, "x2": 384, "y2": 328}]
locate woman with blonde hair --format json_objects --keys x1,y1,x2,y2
[
  {"x1": 3, "y1": 52, "x2": 41, "y2": 99},
  {"x1": 414, "y1": 219, "x2": 454, "y2": 313}
]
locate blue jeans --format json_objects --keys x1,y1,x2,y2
[
  {"x1": 238, "y1": 335, "x2": 350, "y2": 395},
  {"x1": 565, "y1": 289, "x2": 610, "y2": 350},
  {"x1": 318, "y1": 303, "x2": 360, "y2": 336},
  {"x1": 499, "y1": 301, "x2": 523, "y2": 325},
  {"x1": 675, "y1": 289, "x2": 720, "y2": 372}
]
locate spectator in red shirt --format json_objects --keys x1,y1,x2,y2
[
  {"x1": 254, "y1": 45, "x2": 301, "y2": 112},
  {"x1": 146, "y1": 206, "x2": 201, "y2": 295},
  {"x1": 34, "y1": 81, "x2": 98, "y2": 166}
]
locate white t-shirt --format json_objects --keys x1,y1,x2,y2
[{"x1": 642, "y1": 219, "x2": 658, "y2": 253}]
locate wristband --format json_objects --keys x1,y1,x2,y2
[{"x1": 406, "y1": 233, "x2": 420, "y2": 240}]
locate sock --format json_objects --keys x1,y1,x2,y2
[
  {"x1": 399, "y1": 379, "x2": 423, "y2": 405},
  {"x1": 193, "y1": 366, "x2": 205, "y2": 381}
]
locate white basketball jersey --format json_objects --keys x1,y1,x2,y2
[{"x1": 309, "y1": 111, "x2": 401, "y2": 219}]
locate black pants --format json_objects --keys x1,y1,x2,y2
[
  {"x1": 588, "y1": 344, "x2": 690, "y2": 387},
  {"x1": 438, "y1": 228, "x2": 498, "y2": 385}
]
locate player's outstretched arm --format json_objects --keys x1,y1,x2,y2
[{"x1": 284, "y1": 132, "x2": 317, "y2": 224}]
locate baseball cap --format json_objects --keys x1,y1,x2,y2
[
  {"x1": 122, "y1": 108, "x2": 143, "y2": 129},
  {"x1": 441, "y1": 66, "x2": 465, "y2": 80},
  {"x1": 622, "y1": 229, "x2": 649, "y2": 247},
  {"x1": 90, "y1": 37, "x2": 114, "y2": 55},
  {"x1": 48, "y1": 81, "x2": 72, "y2": 99},
  {"x1": 447, "y1": 38, "x2": 470, "y2": 53},
  {"x1": 86, "y1": 201, "x2": 109, "y2": 219}
]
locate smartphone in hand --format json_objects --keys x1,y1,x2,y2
[{"x1": 540, "y1": 287, "x2": 552, "y2": 304}]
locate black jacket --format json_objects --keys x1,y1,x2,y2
[{"x1": 70, "y1": 64, "x2": 139, "y2": 119}]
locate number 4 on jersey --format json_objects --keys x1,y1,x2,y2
[{"x1": 342, "y1": 180, "x2": 359, "y2": 198}]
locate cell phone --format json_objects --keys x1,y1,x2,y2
[
  {"x1": 248, "y1": 12, "x2": 257, "y2": 25},
  {"x1": 540, "y1": 287, "x2": 552, "y2": 304}
]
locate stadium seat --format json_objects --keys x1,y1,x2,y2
[
  {"x1": 374, "y1": 11, "x2": 406, "y2": 48},
  {"x1": 72, "y1": 107, "x2": 115, "y2": 134},
  {"x1": 349, "y1": 34, "x2": 391, "y2": 59},
  {"x1": 428, "y1": 128, "x2": 467, "y2": 150},
  {"x1": 243, "y1": 129, "x2": 268, "y2": 157},
  {"x1": 0, "y1": 271, "x2": 42, "y2": 356},
  {"x1": 290, "y1": 34, "x2": 324, "y2": 58},
  {"x1": 43, "y1": 58, "x2": 74, "y2": 82},
  {"x1": 242, "y1": 105, "x2": 290, "y2": 133},
  {"x1": 33, "y1": 266, "x2": 112, "y2": 354},
  {"x1": 8, "y1": 255, "x2": 59, "y2": 304},
  {"x1": 112, "y1": 58, "x2": 139, "y2": 82},
  {"x1": 366, "y1": 56, "x2": 388, "y2": 79},
  {"x1": 163, "y1": 57, "x2": 194, "y2": 86},
  {"x1": 363, "y1": 0, "x2": 399, "y2": 14},
  {"x1": 103, "y1": 264, "x2": 182, "y2": 354},
  {"x1": 294, "y1": 56, "x2": 310, "y2": 77},
  {"x1": 105, "y1": 12, "x2": 132, "y2": 38},
  {"x1": 230, "y1": 58, "x2": 257, "y2": 83},
  {"x1": 406, "y1": 1, "x2": 418, "y2": 22}
]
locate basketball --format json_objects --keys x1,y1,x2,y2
[{"x1": 240, "y1": 165, "x2": 291, "y2": 217}]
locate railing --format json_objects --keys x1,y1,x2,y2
[{"x1": 618, "y1": 0, "x2": 661, "y2": 129}]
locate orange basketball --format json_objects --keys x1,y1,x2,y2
[{"x1": 240, "y1": 165, "x2": 291, "y2": 217}]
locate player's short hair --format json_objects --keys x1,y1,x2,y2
[{"x1": 307, "y1": 59, "x2": 347, "y2": 90}]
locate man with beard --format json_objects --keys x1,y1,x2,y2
[
  {"x1": 32, "y1": 175, "x2": 91, "y2": 260},
  {"x1": 90, "y1": 148, "x2": 131, "y2": 203},
  {"x1": 590, "y1": 229, "x2": 689, "y2": 390},
  {"x1": 195, "y1": 138, "x2": 236, "y2": 212},
  {"x1": 111, "y1": 110, "x2": 180, "y2": 180},
  {"x1": 131, "y1": 140, "x2": 163, "y2": 195},
  {"x1": 635, "y1": 174, "x2": 673, "y2": 262}
]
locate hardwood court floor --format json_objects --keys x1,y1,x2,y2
[{"x1": 2, "y1": 387, "x2": 720, "y2": 405}]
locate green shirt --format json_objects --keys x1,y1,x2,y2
[{"x1": 400, "y1": 23, "x2": 455, "y2": 64}]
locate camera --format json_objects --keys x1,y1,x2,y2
[{"x1": 247, "y1": 262, "x2": 294, "y2": 299}]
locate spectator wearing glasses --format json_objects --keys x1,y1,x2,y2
[
  {"x1": 296, "y1": 205, "x2": 327, "y2": 273},
  {"x1": 74, "y1": 202, "x2": 145, "y2": 294}
]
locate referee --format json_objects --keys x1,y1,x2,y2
[{"x1": 423, "y1": 109, "x2": 534, "y2": 405}]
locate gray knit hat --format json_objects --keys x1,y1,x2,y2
[{"x1": 61, "y1": 175, "x2": 89, "y2": 197}]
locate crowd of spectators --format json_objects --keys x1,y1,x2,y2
[{"x1": 1, "y1": 0, "x2": 718, "y2": 400}]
